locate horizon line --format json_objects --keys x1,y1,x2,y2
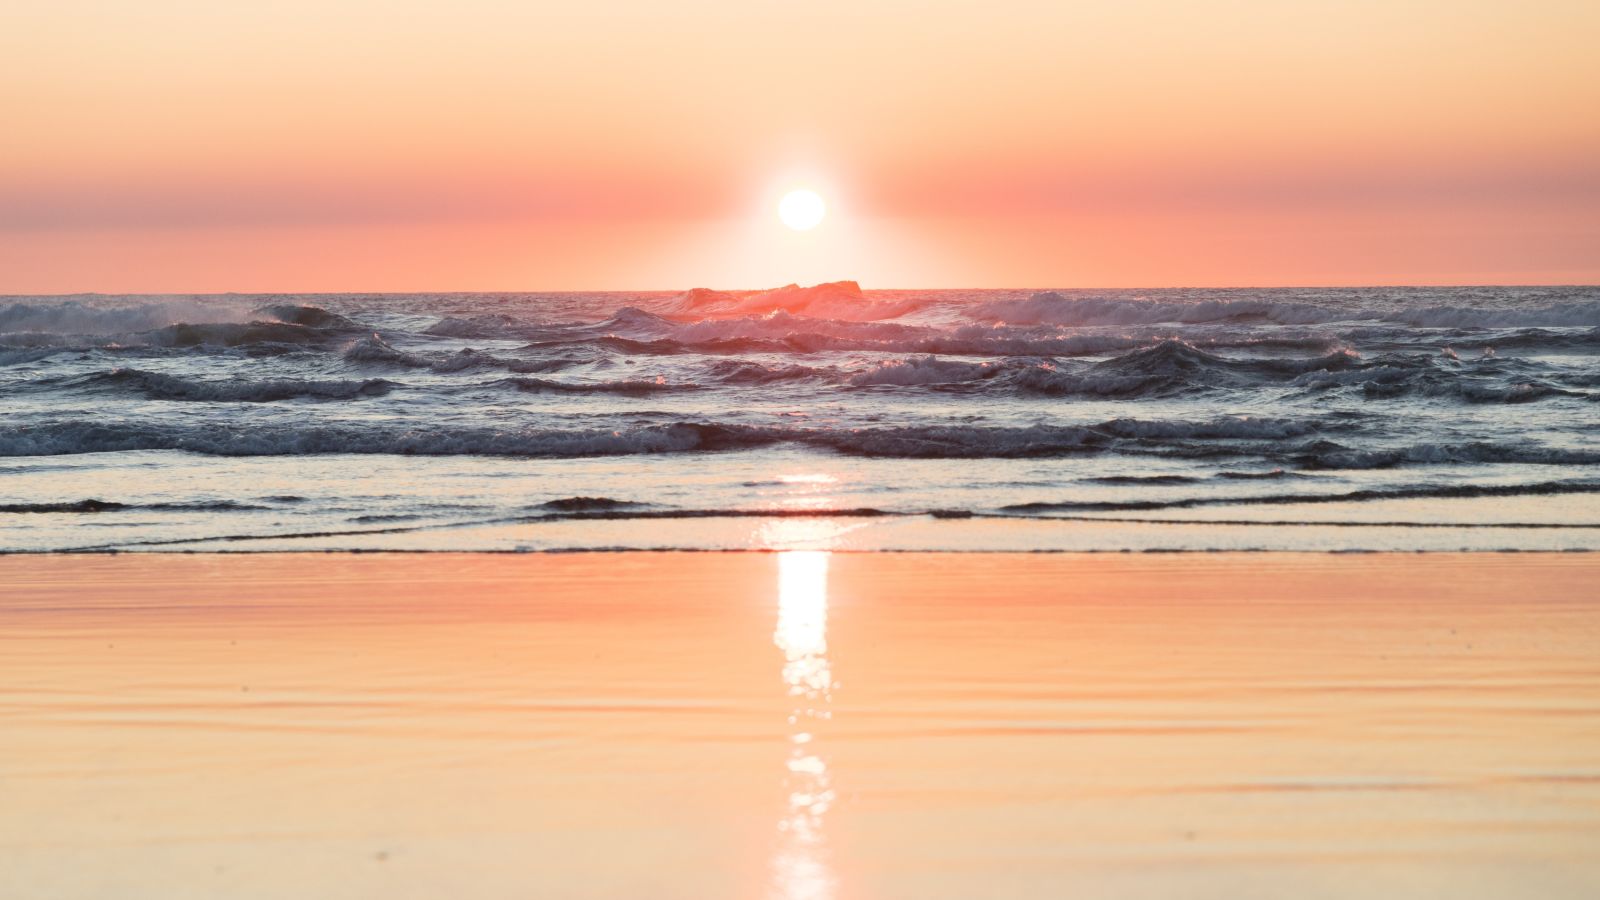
[{"x1": 4, "y1": 281, "x2": 1598, "y2": 299}]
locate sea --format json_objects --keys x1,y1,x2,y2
[{"x1": 2, "y1": 283, "x2": 1597, "y2": 552}]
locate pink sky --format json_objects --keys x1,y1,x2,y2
[{"x1": 3, "y1": 0, "x2": 1598, "y2": 291}]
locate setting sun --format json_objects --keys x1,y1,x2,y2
[{"x1": 779, "y1": 189, "x2": 826, "y2": 231}]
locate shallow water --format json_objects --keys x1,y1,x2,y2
[
  {"x1": 3, "y1": 552, "x2": 1598, "y2": 899},
  {"x1": 2, "y1": 285, "x2": 1597, "y2": 551}
]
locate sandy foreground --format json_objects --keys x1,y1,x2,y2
[{"x1": 2, "y1": 552, "x2": 1598, "y2": 899}]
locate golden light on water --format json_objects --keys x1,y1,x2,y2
[
  {"x1": 772, "y1": 548, "x2": 836, "y2": 900},
  {"x1": 777, "y1": 551, "x2": 831, "y2": 691}
]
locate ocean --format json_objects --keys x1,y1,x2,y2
[{"x1": 2, "y1": 283, "x2": 1597, "y2": 552}]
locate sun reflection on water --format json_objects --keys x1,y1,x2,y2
[{"x1": 771, "y1": 548, "x2": 836, "y2": 900}]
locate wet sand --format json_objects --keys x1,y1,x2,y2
[{"x1": 3, "y1": 552, "x2": 1598, "y2": 898}]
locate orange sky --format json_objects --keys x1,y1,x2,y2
[{"x1": 3, "y1": 0, "x2": 1598, "y2": 292}]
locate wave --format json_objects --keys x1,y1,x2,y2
[
  {"x1": 1364, "y1": 379, "x2": 1578, "y2": 404},
  {"x1": 0, "y1": 347, "x2": 73, "y2": 366},
  {"x1": 0, "y1": 420, "x2": 765, "y2": 458},
  {"x1": 973, "y1": 291, "x2": 1600, "y2": 328},
  {"x1": 600, "y1": 305, "x2": 681, "y2": 334},
  {"x1": 832, "y1": 343, "x2": 1356, "y2": 398},
  {"x1": 0, "y1": 498, "x2": 267, "y2": 513},
  {"x1": 664, "y1": 281, "x2": 919, "y2": 321},
  {"x1": 497, "y1": 305, "x2": 1370, "y2": 359},
  {"x1": 538, "y1": 496, "x2": 647, "y2": 512},
  {"x1": 343, "y1": 333, "x2": 575, "y2": 374},
  {"x1": 1086, "y1": 474, "x2": 1203, "y2": 485},
  {"x1": 507, "y1": 319, "x2": 1595, "y2": 361},
  {"x1": 342, "y1": 332, "x2": 430, "y2": 366},
  {"x1": 1215, "y1": 469, "x2": 1296, "y2": 480},
  {"x1": 1291, "y1": 354, "x2": 1590, "y2": 403},
  {"x1": 1392, "y1": 304, "x2": 1600, "y2": 328},
  {"x1": 580, "y1": 328, "x2": 1236, "y2": 359},
  {"x1": 1438, "y1": 326, "x2": 1600, "y2": 353},
  {"x1": 500, "y1": 376, "x2": 693, "y2": 396},
  {"x1": 529, "y1": 506, "x2": 894, "y2": 521},
  {"x1": 429, "y1": 347, "x2": 574, "y2": 374},
  {"x1": 1056, "y1": 342, "x2": 1359, "y2": 397},
  {"x1": 1290, "y1": 440, "x2": 1600, "y2": 470},
  {"x1": 704, "y1": 359, "x2": 837, "y2": 384},
  {"x1": 20, "y1": 343, "x2": 1583, "y2": 410},
  {"x1": 541, "y1": 314, "x2": 1365, "y2": 361},
  {"x1": 850, "y1": 356, "x2": 1000, "y2": 387},
  {"x1": 0, "y1": 299, "x2": 250, "y2": 335},
  {"x1": 966, "y1": 288, "x2": 1600, "y2": 328},
  {"x1": 0, "y1": 320, "x2": 330, "y2": 350},
  {"x1": 832, "y1": 344, "x2": 1588, "y2": 403},
  {"x1": 665, "y1": 316, "x2": 1224, "y2": 360},
  {"x1": 0, "y1": 499, "x2": 133, "y2": 513},
  {"x1": 424, "y1": 314, "x2": 542, "y2": 339},
  {"x1": 65, "y1": 369, "x2": 396, "y2": 402},
  {"x1": 253, "y1": 304, "x2": 360, "y2": 329},
  {"x1": 974, "y1": 293, "x2": 1335, "y2": 327},
  {"x1": 0, "y1": 415, "x2": 1340, "y2": 460},
  {"x1": 0, "y1": 302, "x2": 373, "y2": 353},
  {"x1": 1002, "y1": 479, "x2": 1600, "y2": 513},
  {"x1": 146, "y1": 321, "x2": 332, "y2": 348}
]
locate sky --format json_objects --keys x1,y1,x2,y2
[{"x1": 3, "y1": 0, "x2": 1598, "y2": 292}]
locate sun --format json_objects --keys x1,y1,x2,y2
[{"x1": 778, "y1": 189, "x2": 826, "y2": 231}]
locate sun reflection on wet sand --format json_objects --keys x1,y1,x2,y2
[{"x1": 771, "y1": 548, "x2": 836, "y2": 900}]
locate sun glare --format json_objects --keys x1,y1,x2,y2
[{"x1": 779, "y1": 190, "x2": 826, "y2": 231}]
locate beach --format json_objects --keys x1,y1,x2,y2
[{"x1": 4, "y1": 551, "x2": 1597, "y2": 899}]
